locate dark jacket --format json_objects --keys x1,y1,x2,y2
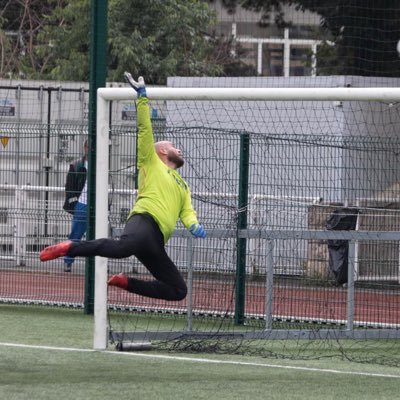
[{"x1": 63, "y1": 157, "x2": 87, "y2": 214}]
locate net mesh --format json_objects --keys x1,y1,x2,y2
[{"x1": 105, "y1": 81, "x2": 400, "y2": 367}]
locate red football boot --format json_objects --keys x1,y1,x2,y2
[
  {"x1": 108, "y1": 273, "x2": 129, "y2": 290},
  {"x1": 40, "y1": 241, "x2": 73, "y2": 262}
]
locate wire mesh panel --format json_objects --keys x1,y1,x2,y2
[{"x1": 0, "y1": 85, "x2": 89, "y2": 306}]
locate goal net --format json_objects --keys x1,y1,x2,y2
[{"x1": 95, "y1": 77, "x2": 400, "y2": 367}]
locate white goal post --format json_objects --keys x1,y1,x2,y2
[{"x1": 94, "y1": 86, "x2": 400, "y2": 350}]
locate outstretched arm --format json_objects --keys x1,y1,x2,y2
[{"x1": 124, "y1": 72, "x2": 155, "y2": 166}]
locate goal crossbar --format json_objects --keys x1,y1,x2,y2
[{"x1": 98, "y1": 86, "x2": 400, "y2": 102}]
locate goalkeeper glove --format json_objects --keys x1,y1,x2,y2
[
  {"x1": 124, "y1": 72, "x2": 147, "y2": 98},
  {"x1": 189, "y1": 224, "x2": 206, "y2": 238}
]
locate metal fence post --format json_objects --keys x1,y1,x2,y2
[
  {"x1": 235, "y1": 132, "x2": 250, "y2": 325},
  {"x1": 14, "y1": 186, "x2": 26, "y2": 266},
  {"x1": 346, "y1": 240, "x2": 356, "y2": 332},
  {"x1": 265, "y1": 239, "x2": 274, "y2": 330},
  {"x1": 85, "y1": 0, "x2": 108, "y2": 315},
  {"x1": 186, "y1": 235, "x2": 194, "y2": 332}
]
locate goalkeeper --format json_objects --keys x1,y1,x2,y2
[{"x1": 40, "y1": 73, "x2": 206, "y2": 301}]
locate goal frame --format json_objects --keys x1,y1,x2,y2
[{"x1": 94, "y1": 86, "x2": 400, "y2": 350}]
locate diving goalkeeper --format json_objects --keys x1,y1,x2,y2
[{"x1": 40, "y1": 73, "x2": 206, "y2": 301}]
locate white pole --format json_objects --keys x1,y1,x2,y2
[
  {"x1": 311, "y1": 43, "x2": 318, "y2": 76},
  {"x1": 283, "y1": 28, "x2": 290, "y2": 77},
  {"x1": 257, "y1": 41, "x2": 263, "y2": 75},
  {"x1": 98, "y1": 87, "x2": 400, "y2": 102},
  {"x1": 93, "y1": 90, "x2": 110, "y2": 351},
  {"x1": 14, "y1": 187, "x2": 23, "y2": 265}
]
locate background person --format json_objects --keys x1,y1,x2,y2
[{"x1": 62, "y1": 139, "x2": 88, "y2": 272}]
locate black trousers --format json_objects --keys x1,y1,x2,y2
[{"x1": 67, "y1": 214, "x2": 187, "y2": 301}]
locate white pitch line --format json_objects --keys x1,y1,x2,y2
[
  {"x1": 113, "y1": 351, "x2": 400, "y2": 379},
  {"x1": 0, "y1": 342, "x2": 94, "y2": 352},
  {"x1": 0, "y1": 342, "x2": 399, "y2": 379}
]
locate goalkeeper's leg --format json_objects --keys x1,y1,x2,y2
[
  {"x1": 108, "y1": 215, "x2": 187, "y2": 301},
  {"x1": 40, "y1": 214, "x2": 149, "y2": 261},
  {"x1": 117, "y1": 244, "x2": 187, "y2": 301},
  {"x1": 40, "y1": 213, "x2": 187, "y2": 301}
]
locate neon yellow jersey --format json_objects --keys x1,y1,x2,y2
[{"x1": 128, "y1": 97, "x2": 198, "y2": 243}]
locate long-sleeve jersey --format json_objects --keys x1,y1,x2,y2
[{"x1": 128, "y1": 97, "x2": 198, "y2": 243}]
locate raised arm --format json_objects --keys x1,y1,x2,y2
[{"x1": 124, "y1": 72, "x2": 155, "y2": 166}]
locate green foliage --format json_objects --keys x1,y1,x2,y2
[
  {"x1": 34, "y1": 0, "x2": 91, "y2": 81},
  {"x1": 0, "y1": 0, "x2": 57, "y2": 79},
  {"x1": 107, "y1": 0, "x2": 223, "y2": 83},
  {"x1": 1, "y1": 305, "x2": 400, "y2": 400},
  {"x1": 3, "y1": 0, "x2": 400, "y2": 80},
  {"x1": 24, "y1": 0, "x2": 232, "y2": 83},
  {"x1": 0, "y1": 17, "x2": 13, "y2": 77}
]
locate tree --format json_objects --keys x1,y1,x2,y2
[
  {"x1": 0, "y1": 0, "x2": 57, "y2": 78},
  {"x1": 107, "y1": 0, "x2": 255, "y2": 82},
  {"x1": 215, "y1": 0, "x2": 400, "y2": 77},
  {"x1": 2, "y1": 0, "x2": 253, "y2": 83},
  {"x1": 34, "y1": 0, "x2": 91, "y2": 80},
  {"x1": 107, "y1": 0, "x2": 220, "y2": 83}
]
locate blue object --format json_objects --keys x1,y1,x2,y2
[
  {"x1": 136, "y1": 86, "x2": 147, "y2": 98},
  {"x1": 189, "y1": 224, "x2": 206, "y2": 238},
  {"x1": 64, "y1": 201, "x2": 87, "y2": 266},
  {"x1": 151, "y1": 108, "x2": 158, "y2": 119}
]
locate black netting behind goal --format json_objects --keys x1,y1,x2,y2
[{"x1": 105, "y1": 79, "x2": 400, "y2": 367}]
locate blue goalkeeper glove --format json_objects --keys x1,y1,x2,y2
[
  {"x1": 189, "y1": 224, "x2": 206, "y2": 238},
  {"x1": 124, "y1": 72, "x2": 147, "y2": 98}
]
